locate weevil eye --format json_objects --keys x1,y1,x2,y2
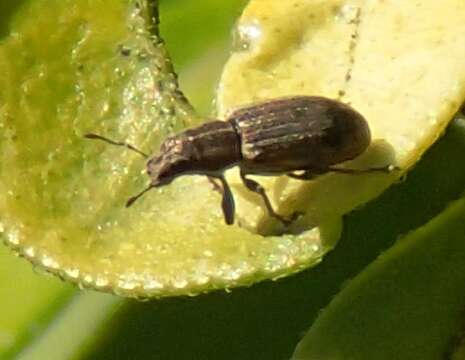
[
  {"x1": 146, "y1": 156, "x2": 162, "y2": 178},
  {"x1": 148, "y1": 159, "x2": 174, "y2": 187},
  {"x1": 151, "y1": 171, "x2": 172, "y2": 187},
  {"x1": 148, "y1": 152, "x2": 193, "y2": 187}
]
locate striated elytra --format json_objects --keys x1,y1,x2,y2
[{"x1": 86, "y1": 96, "x2": 396, "y2": 225}]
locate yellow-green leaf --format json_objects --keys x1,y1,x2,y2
[{"x1": 218, "y1": 0, "x2": 465, "y2": 234}]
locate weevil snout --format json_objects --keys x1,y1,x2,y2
[
  {"x1": 146, "y1": 136, "x2": 197, "y2": 187},
  {"x1": 146, "y1": 156, "x2": 171, "y2": 187},
  {"x1": 125, "y1": 149, "x2": 190, "y2": 208},
  {"x1": 146, "y1": 155, "x2": 181, "y2": 187}
]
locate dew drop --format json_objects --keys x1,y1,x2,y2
[
  {"x1": 65, "y1": 267, "x2": 80, "y2": 279},
  {"x1": 144, "y1": 279, "x2": 163, "y2": 291},
  {"x1": 6, "y1": 229, "x2": 20, "y2": 246},
  {"x1": 195, "y1": 275, "x2": 209, "y2": 286},
  {"x1": 336, "y1": 4, "x2": 359, "y2": 24},
  {"x1": 24, "y1": 246, "x2": 36, "y2": 258},
  {"x1": 233, "y1": 22, "x2": 262, "y2": 52},
  {"x1": 95, "y1": 276, "x2": 110, "y2": 288},
  {"x1": 118, "y1": 280, "x2": 136, "y2": 290}
]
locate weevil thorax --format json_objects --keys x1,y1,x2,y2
[{"x1": 147, "y1": 120, "x2": 241, "y2": 186}]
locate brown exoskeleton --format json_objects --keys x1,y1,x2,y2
[{"x1": 86, "y1": 96, "x2": 396, "y2": 225}]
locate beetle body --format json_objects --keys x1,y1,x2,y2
[
  {"x1": 148, "y1": 96, "x2": 370, "y2": 184},
  {"x1": 87, "y1": 96, "x2": 391, "y2": 225}
]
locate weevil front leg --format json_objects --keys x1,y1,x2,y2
[
  {"x1": 209, "y1": 176, "x2": 235, "y2": 225},
  {"x1": 240, "y1": 170, "x2": 300, "y2": 226}
]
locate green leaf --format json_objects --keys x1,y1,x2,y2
[
  {"x1": 161, "y1": 0, "x2": 249, "y2": 116},
  {"x1": 0, "y1": 246, "x2": 74, "y2": 358},
  {"x1": 293, "y1": 194, "x2": 465, "y2": 360},
  {"x1": 13, "y1": 293, "x2": 121, "y2": 360},
  {"x1": 0, "y1": 0, "x2": 336, "y2": 299}
]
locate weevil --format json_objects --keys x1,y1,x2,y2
[{"x1": 86, "y1": 96, "x2": 396, "y2": 226}]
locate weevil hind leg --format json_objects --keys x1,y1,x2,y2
[
  {"x1": 240, "y1": 170, "x2": 300, "y2": 226},
  {"x1": 327, "y1": 164, "x2": 399, "y2": 174},
  {"x1": 288, "y1": 164, "x2": 399, "y2": 180}
]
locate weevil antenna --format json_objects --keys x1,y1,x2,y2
[
  {"x1": 126, "y1": 184, "x2": 155, "y2": 208},
  {"x1": 84, "y1": 133, "x2": 149, "y2": 158}
]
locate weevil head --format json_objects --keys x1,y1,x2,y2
[
  {"x1": 146, "y1": 134, "x2": 198, "y2": 187},
  {"x1": 146, "y1": 120, "x2": 241, "y2": 186}
]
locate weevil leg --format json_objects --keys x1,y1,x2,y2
[
  {"x1": 287, "y1": 171, "x2": 319, "y2": 180},
  {"x1": 327, "y1": 164, "x2": 399, "y2": 174},
  {"x1": 288, "y1": 165, "x2": 399, "y2": 180},
  {"x1": 214, "y1": 176, "x2": 235, "y2": 225},
  {"x1": 207, "y1": 176, "x2": 222, "y2": 194},
  {"x1": 84, "y1": 133, "x2": 149, "y2": 158},
  {"x1": 240, "y1": 170, "x2": 299, "y2": 226}
]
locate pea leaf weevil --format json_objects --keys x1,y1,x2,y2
[{"x1": 85, "y1": 96, "x2": 397, "y2": 226}]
